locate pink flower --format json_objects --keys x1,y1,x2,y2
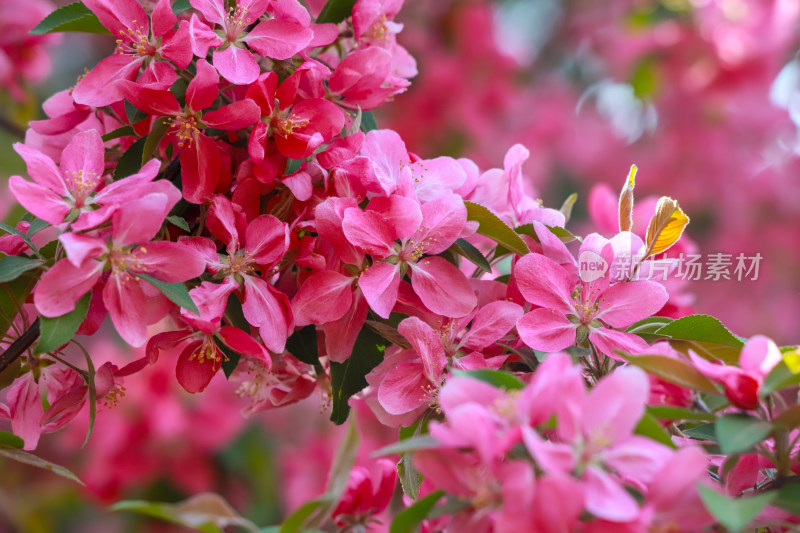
[
  {"x1": 117, "y1": 59, "x2": 261, "y2": 203},
  {"x1": 689, "y1": 335, "x2": 782, "y2": 410},
  {"x1": 515, "y1": 224, "x2": 668, "y2": 359},
  {"x1": 9, "y1": 129, "x2": 164, "y2": 228},
  {"x1": 72, "y1": 0, "x2": 192, "y2": 107},
  {"x1": 331, "y1": 458, "x2": 396, "y2": 527},
  {"x1": 33, "y1": 191, "x2": 206, "y2": 347},
  {"x1": 196, "y1": 195, "x2": 293, "y2": 354},
  {"x1": 245, "y1": 70, "x2": 345, "y2": 161},
  {"x1": 188, "y1": 0, "x2": 313, "y2": 84}
]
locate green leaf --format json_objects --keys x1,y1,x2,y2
[
  {"x1": 450, "y1": 368, "x2": 524, "y2": 391},
  {"x1": 626, "y1": 316, "x2": 674, "y2": 342},
  {"x1": 762, "y1": 361, "x2": 800, "y2": 395},
  {"x1": 0, "y1": 256, "x2": 43, "y2": 283},
  {"x1": 634, "y1": 412, "x2": 676, "y2": 448},
  {"x1": 0, "y1": 358, "x2": 22, "y2": 392},
  {"x1": 0, "y1": 431, "x2": 24, "y2": 448},
  {"x1": 172, "y1": 0, "x2": 192, "y2": 14},
  {"x1": 684, "y1": 422, "x2": 717, "y2": 442},
  {"x1": 80, "y1": 347, "x2": 97, "y2": 448},
  {"x1": 465, "y1": 201, "x2": 529, "y2": 256},
  {"x1": 285, "y1": 325, "x2": 319, "y2": 366},
  {"x1": 316, "y1": 0, "x2": 357, "y2": 23},
  {"x1": 142, "y1": 117, "x2": 171, "y2": 165},
  {"x1": 27, "y1": 218, "x2": 49, "y2": 237},
  {"x1": 773, "y1": 484, "x2": 800, "y2": 516},
  {"x1": 698, "y1": 484, "x2": 776, "y2": 532},
  {"x1": 366, "y1": 320, "x2": 411, "y2": 349},
  {"x1": 715, "y1": 414, "x2": 773, "y2": 455},
  {"x1": 115, "y1": 136, "x2": 147, "y2": 179},
  {"x1": 0, "y1": 222, "x2": 39, "y2": 254},
  {"x1": 373, "y1": 435, "x2": 440, "y2": 456},
  {"x1": 101, "y1": 125, "x2": 136, "y2": 142},
  {"x1": 35, "y1": 291, "x2": 91, "y2": 354},
  {"x1": 135, "y1": 273, "x2": 199, "y2": 315},
  {"x1": 215, "y1": 337, "x2": 241, "y2": 379},
  {"x1": 621, "y1": 353, "x2": 720, "y2": 394},
  {"x1": 390, "y1": 490, "x2": 445, "y2": 533},
  {"x1": 125, "y1": 99, "x2": 148, "y2": 125},
  {"x1": 514, "y1": 223, "x2": 581, "y2": 244},
  {"x1": 559, "y1": 193, "x2": 578, "y2": 223},
  {"x1": 30, "y1": 2, "x2": 110, "y2": 35},
  {"x1": 360, "y1": 110, "x2": 378, "y2": 132},
  {"x1": 449, "y1": 238, "x2": 492, "y2": 273},
  {"x1": 0, "y1": 446, "x2": 84, "y2": 485},
  {"x1": 774, "y1": 405, "x2": 800, "y2": 429},
  {"x1": 0, "y1": 273, "x2": 37, "y2": 342},
  {"x1": 284, "y1": 158, "x2": 303, "y2": 175},
  {"x1": 112, "y1": 493, "x2": 259, "y2": 533},
  {"x1": 166, "y1": 215, "x2": 191, "y2": 232},
  {"x1": 656, "y1": 314, "x2": 744, "y2": 362},
  {"x1": 329, "y1": 326, "x2": 384, "y2": 424},
  {"x1": 646, "y1": 405, "x2": 715, "y2": 422},
  {"x1": 279, "y1": 500, "x2": 325, "y2": 533}
]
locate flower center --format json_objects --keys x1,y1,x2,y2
[
  {"x1": 190, "y1": 336, "x2": 227, "y2": 371},
  {"x1": 63, "y1": 168, "x2": 101, "y2": 207},
  {"x1": 274, "y1": 114, "x2": 310, "y2": 137},
  {"x1": 168, "y1": 116, "x2": 201, "y2": 147},
  {"x1": 115, "y1": 21, "x2": 156, "y2": 57},
  {"x1": 225, "y1": 5, "x2": 252, "y2": 41}
]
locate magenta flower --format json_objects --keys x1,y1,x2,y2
[
  {"x1": 33, "y1": 191, "x2": 206, "y2": 347},
  {"x1": 72, "y1": 0, "x2": 192, "y2": 107},
  {"x1": 331, "y1": 458, "x2": 396, "y2": 528},
  {"x1": 188, "y1": 0, "x2": 313, "y2": 85},
  {"x1": 515, "y1": 224, "x2": 668, "y2": 359}
]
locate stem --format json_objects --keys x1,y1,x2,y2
[{"x1": 0, "y1": 318, "x2": 40, "y2": 374}]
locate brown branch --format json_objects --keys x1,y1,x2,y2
[{"x1": 0, "y1": 318, "x2": 39, "y2": 374}]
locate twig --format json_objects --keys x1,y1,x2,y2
[{"x1": 0, "y1": 318, "x2": 40, "y2": 374}]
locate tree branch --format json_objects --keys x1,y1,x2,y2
[{"x1": 0, "y1": 318, "x2": 39, "y2": 374}]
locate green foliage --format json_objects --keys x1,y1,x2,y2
[
  {"x1": 621, "y1": 353, "x2": 719, "y2": 394},
  {"x1": 112, "y1": 493, "x2": 259, "y2": 533},
  {"x1": 329, "y1": 326, "x2": 384, "y2": 424},
  {"x1": 0, "y1": 256, "x2": 43, "y2": 283},
  {"x1": 715, "y1": 414, "x2": 773, "y2": 455},
  {"x1": 655, "y1": 314, "x2": 744, "y2": 363},
  {"x1": 115, "y1": 136, "x2": 147, "y2": 179},
  {"x1": 449, "y1": 238, "x2": 492, "y2": 273},
  {"x1": 0, "y1": 446, "x2": 84, "y2": 485},
  {"x1": 698, "y1": 485, "x2": 775, "y2": 532},
  {"x1": 360, "y1": 110, "x2": 378, "y2": 132},
  {"x1": 450, "y1": 368, "x2": 525, "y2": 391},
  {"x1": 389, "y1": 490, "x2": 444, "y2": 533},
  {"x1": 634, "y1": 412, "x2": 677, "y2": 448},
  {"x1": 316, "y1": 0, "x2": 357, "y2": 24},
  {"x1": 285, "y1": 325, "x2": 320, "y2": 366},
  {"x1": 464, "y1": 201, "x2": 529, "y2": 256},
  {"x1": 166, "y1": 215, "x2": 191, "y2": 232},
  {"x1": 36, "y1": 291, "x2": 92, "y2": 354},
  {"x1": 135, "y1": 273, "x2": 199, "y2": 315},
  {"x1": 142, "y1": 117, "x2": 171, "y2": 165},
  {"x1": 0, "y1": 431, "x2": 24, "y2": 448},
  {"x1": 30, "y1": 2, "x2": 109, "y2": 35}
]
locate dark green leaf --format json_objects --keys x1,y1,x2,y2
[
  {"x1": 329, "y1": 326, "x2": 384, "y2": 424},
  {"x1": 684, "y1": 423, "x2": 717, "y2": 442},
  {"x1": 773, "y1": 484, "x2": 800, "y2": 516},
  {"x1": 115, "y1": 136, "x2": 147, "y2": 179},
  {"x1": 449, "y1": 238, "x2": 492, "y2": 273},
  {"x1": 279, "y1": 500, "x2": 325, "y2": 533},
  {"x1": 0, "y1": 431, "x2": 23, "y2": 449},
  {"x1": 715, "y1": 414, "x2": 772, "y2": 455},
  {"x1": 216, "y1": 337, "x2": 241, "y2": 379},
  {"x1": 285, "y1": 325, "x2": 319, "y2": 366},
  {"x1": 316, "y1": 0, "x2": 357, "y2": 23},
  {"x1": 142, "y1": 117, "x2": 171, "y2": 164},
  {"x1": 125, "y1": 100, "x2": 148, "y2": 125},
  {"x1": 36, "y1": 291, "x2": 91, "y2": 354},
  {"x1": 465, "y1": 201, "x2": 529, "y2": 256},
  {"x1": 284, "y1": 158, "x2": 303, "y2": 175},
  {"x1": 0, "y1": 222, "x2": 38, "y2": 253},
  {"x1": 135, "y1": 273, "x2": 199, "y2": 315},
  {"x1": 0, "y1": 446, "x2": 84, "y2": 485},
  {"x1": 698, "y1": 485, "x2": 775, "y2": 532},
  {"x1": 365, "y1": 320, "x2": 411, "y2": 349},
  {"x1": 450, "y1": 368, "x2": 524, "y2": 391},
  {"x1": 80, "y1": 347, "x2": 97, "y2": 447},
  {"x1": 101, "y1": 125, "x2": 136, "y2": 142},
  {"x1": 0, "y1": 358, "x2": 22, "y2": 392},
  {"x1": 166, "y1": 215, "x2": 191, "y2": 232},
  {"x1": 223, "y1": 292, "x2": 249, "y2": 331},
  {"x1": 0, "y1": 256, "x2": 43, "y2": 283},
  {"x1": 26, "y1": 218, "x2": 49, "y2": 237},
  {"x1": 30, "y1": 2, "x2": 110, "y2": 35},
  {"x1": 172, "y1": 0, "x2": 192, "y2": 14},
  {"x1": 646, "y1": 405, "x2": 715, "y2": 422},
  {"x1": 397, "y1": 455, "x2": 421, "y2": 499},
  {"x1": 360, "y1": 110, "x2": 378, "y2": 132},
  {"x1": 389, "y1": 490, "x2": 444, "y2": 533},
  {"x1": 634, "y1": 412, "x2": 676, "y2": 448},
  {"x1": 0, "y1": 273, "x2": 36, "y2": 342}
]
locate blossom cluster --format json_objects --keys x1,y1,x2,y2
[{"x1": 2, "y1": 0, "x2": 800, "y2": 532}]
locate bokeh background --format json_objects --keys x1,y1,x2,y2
[{"x1": 1, "y1": 0, "x2": 800, "y2": 531}]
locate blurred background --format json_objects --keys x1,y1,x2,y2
[{"x1": 2, "y1": 0, "x2": 800, "y2": 531}]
